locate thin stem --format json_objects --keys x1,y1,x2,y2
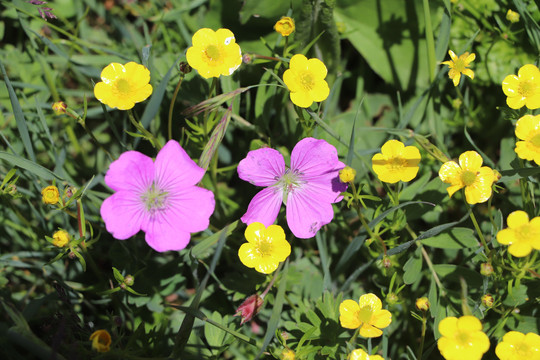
[
  {"x1": 351, "y1": 183, "x2": 387, "y2": 255},
  {"x1": 417, "y1": 311, "x2": 427, "y2": 360},
  {"x1": 127, "y1": 109, "x2": 162, "y2": 149},
  {"x1": 168, "y1": 73, "x2": 185, "y2": 140},
  {"x1": 464, "y1": 200, "x2": 490, "y2": 257}
]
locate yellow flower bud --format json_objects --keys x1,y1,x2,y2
[
  {"x1": 480, "y1": 263, "x2": 494, "y2": 276},
  {"x1": 415, "y1": 297, "x2": 430, "y2": 311},
  {"x1": 52, "y1": 101, "x2": 67, "y2": 115},
  {"x1": 281, "y1": 349, "x2": 295, "y2": 360},
  {"x1": 339, "y1": 166, "x2": 356, "y2": 183},
  {"x1": 274, "y1": 16, "x2": 295, "y2": 37},
  {"x1": 89, "y1": 329, "x2": 111, "y2": 352},
  {"x1": 41, "y1": 185, "x2": 60, "y2": 205},
  {"x1": 481, "y1": 294, "x2": 494, "y2": 308},
  {"x1": 506, "y1": 9, "x2": 520, "y2": 23},
  {"x1": 52, "y1": 230, "x2": 70, "y2": 248}
]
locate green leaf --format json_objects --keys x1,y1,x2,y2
[
  {"x1": 403, "y1": 249, "x2": 422, "y2": 285},
  {"x1": 420, "y1": 228, "x2": 478, "y2": 249},
  {"x1": 112, "y1": 267, "x2": 124, "y2": 283},
  {"x1": 433, "y1": 264, "x2": 482, "y2": 287},
  {"x1": 190, "y1": 221, "x2": 239, "y2": 259},
  {"x1": 499, "y1": 167, "x2": 540, "y2": 183},
  {"x1": 199, "y1": 107, "x2": 232, "y2": 171},
  {"x1": 0, "y1": 152, "x2": 63, "y2": 181}
]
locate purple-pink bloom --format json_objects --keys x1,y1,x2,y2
[
  {"x1": 238, "y1": 137, "x2": 346, "y2": 238},
  {"x1": 101, "y1": 140, "x2": 215, "y2": 252}
]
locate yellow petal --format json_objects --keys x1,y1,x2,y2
[
  {"x1": 289, "y1": 54, "x2": 308, "y2": 70},
  {"x1": 446, "y1": 184, "x2": 463, "y2": 198},
  {"x1": 457, "y1": 315, "x2": 482, "y2": 332},
  {"x1": 290, "y1": 91, "x2": 313, "y2": 108},
  {"x1": 448, "y1": 50, "x2": 457, "y2": 61},
  {"x1": 508, "y1": 242, "x2": 532, "y2": 257},
  {"x1": 518, "y1": 64, "x2": 540, "y2": 80},
  {"x1": 502, "y1": 75, "x2": 519, "y2": 96},
  {"x1": 245, "y1": 222, "x2": 266, "y2": 244},
  {"x1": 310, "y1": 80, "x2": 330, "y2": 102},
  {"x1": 238, "y1": 243, "x2": 259, "y2": 268},
  {"x1": 101, "y1": 62, "x2": 124, "y2": 82},
  {"x1": 452, "y1": 72, "x2": 461, "y2": 86},
  {"x1": 462, "y1": 68, "x2": 475, "y2": 80},
  {"x1": 507, "y1": 210, "x2": 530, "y2": 228},
  {"x1": 124, "y1": 62, "x2": 150, "y2": 85},
  {"x1": 371, "y1": 309, "x2": 392, "y2": 329},
  {"x1": 496, "y1": 228, "x2": 516, "y2": 245},
  {"x1": 215, "y1": 28, "x2": 235, "y2": 44},
  {"x1": 507, "y1": 94, "x2": 526, "y2": 109},
  {"x1": 525, "y1": 93, "x2": 540, "y2": 109},
  {"x1": 439, "y1": 161, "x2": 461, "y2": 183},
  {"x1": 191, "y1": 28, "x2": 217, "y2": 48},
  {"x1": 358, "y1": 293, "x2": 382, "y2": 311},
  {"x1": 359, "y1": 323, "x2": 383, "y2": 338},
  {"x1": 465, "y1": 52, "x2": 476, "y2": 63},
  {"x1": 307, "y1": 58, "x2": 328, "y2": 79},
  {"x1": 255, "y1": 257, "x2": 279, "y2": 274},
  {"x1": 381, "y1": 140, "x2": 405, "y2": 158},
  {"x1": 339, "y1": 299, "x2": 361, "y2": 329},
  {"x1": 515, "y1": 115, "x2": 538, "y2": 140},
  {"x1": 438, "y1": 317, "x2": 458, "y2": 337},
  {"x1": 459, "y1": 151, "x2": 483, "y2": 172}
]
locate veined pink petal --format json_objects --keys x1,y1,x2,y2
[
  {"x1": 100, "y1": 191, "x2": 146, "y2": 240},
  {"x1": 165, "y1": 186, "x2": 215, "y2": 233},
  {"x1": 105, "y1": 151, "x2": 154, "y2": 192},
  {"x1": 154, "y1": 140, "x2": 205, "y2": 189},
  {"x1": 291, "y1": 138, "x2": 341, "y2": 177},
  {"x1": 286, "y1": 186, "x2": 334, "y2": 238},
  {"x1": 241, "y1": 187, "x2": 283, "y2": 227},
  {"x1": 143, "y1": 215, "x2": 192, "y2": 252},
  {"x1": 237, "y1": 148, "x2": 285, "y2": 186}
]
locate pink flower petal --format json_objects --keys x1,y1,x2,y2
[
  {"x1": 100, "y1": 191, "x2": 146, "y2": 240},
  {"x1": 105, "y1": 151, "x2": 154, "y2": 192},
  {"x1": 241, "y1": 187, "x2": 283, "y2": 227},
  {"x1": 155, "y1": 140, "x2": 205, "y2": 190},
  {"x1": 237, "y1": 148, "x2": 285, "y2": 186},
  {"x1": 166, "y1": 186, "x2": 215, "y2": 233},
  {"x1": 143, "y1": 215, "x2": 192, "y2": 252},
  {"x1": 291, "y1": 138, "x2": 341, "y2": 178},
  {"x1": 286, "y1": 186, "x2": 334, "y2": 238}
]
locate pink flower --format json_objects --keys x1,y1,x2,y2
[
  {"x1": 235, "y1": 294, "x2": 264, "y2": 325},
  {"x1": 101, "y1": 140, "x2": 215, "y2": 252},
  {"x1": 238, "y1": 137, "x2": 346, "y2": 238}
]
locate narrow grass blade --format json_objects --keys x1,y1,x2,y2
[{"x1": 0, "y1": 152, "x2": 63, "y2": 181}]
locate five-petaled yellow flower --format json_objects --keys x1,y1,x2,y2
[
  {"x1": 94, "y1": 62, "x2": 153, "y2": 110},
  {"x1": 439, "y1": 151, "x2": 495, "y2": 204},
  {"x1": 89, "y1": 329, "x2": 111, "y2": 352},
  {"x1": 442, "y1": 50, "x2": 475, "y2": 87},
  {"x1": 437, "y1": 316, "x2": 490, "y2": 360},
  {"x1": 502, "y1": 64, "x2": 540, "y2": 109},
  {"x1": 495, "y1": 331, "x2": 540, "y2": 360},
  {"x1": 371, "y1": 140, "x2": 421, "y2": 184},
  {"x1": 42, "y1": 185, "x2": 60, "y2": 205},
  {"x1": 506, "y1": 9, "x2": 520, "y2": 23},
  {"x1": 514, "y1": 114, "x2": 540, "y2": 165},
  {"x1": 274, "y1": 16, "x2": 295, "y2": 36},
  {"x1": 348, "y1": 349, "x2": 384, "y2": 360},
  {"x1": 339, "y1": 293, "x2": 392, "y2": 338},
  {"x1": 52, "y1": 230, "x2": 70, "y2": 248},
  {"x1": 238, "y1": 222, "x2": 291, "y2": 274},
  {"x1": 497, "y1": 210, "x2": 540, "y2": 257},
  {"x1": 283, "y1": 54, "x2": 330, "y2": 108},
  {"x1": 186, "y1": 28, "x2": 242, "y2": 79}
]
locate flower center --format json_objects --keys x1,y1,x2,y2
[
  {"x1": 453, "y1": 59, "x2": 466, "y2": 72},
  {"x1": 276, "y1": 168, "x2": 304, "y2": 204},
  {"x1": 388, "y1": 156, "x2": 406, "y2": 170},
  {"x1": 516, "y1": 224, "x2": 536, "y2": 241},
  {"x1": 300, "y1": 72, "x2": 315, "y2": 91},
  {"x1": 518, "y1": 80, "x2": 536, "y2": 97},
  {"x1": 455, "y1": 331, "x2": 472, "y2": 346},
  {"x1": 530, "y1": 133, "x2": 540, "y2": 147},
  {"x1": 257, "y1": 237, "x2": 273, "y2": 256},
  {"x1": 461, "y1": 170, "x2": 477, "y2": 186},
  {"x1": 205, "y1": 45, "x2": 221, "y2": 62},
  {"x1": 116, "y1": 78, "x2": 131, "y2": 94},
  {"x1": 357, "y1": 306, "x2": 373, "y2": 324},
  {"x1": 140, "y1": 183, "x2": 168, "y2": 215}
]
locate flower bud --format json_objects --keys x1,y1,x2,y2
[
  {"x1": 452, "y1": 98, "x2": 462, "y2": 109},
  {"x1": 481, "y1": 294, "x2": 494, "y2": 308},
  {"x1": 42, "y1": 185, "x2": 60, "y2": 205},
  {"x1": 493, "y1": 169, "x2": 501, "y2": 182},
  {"x1": 415, "y1": 297, "x2": 430, "y2": 311},
  {"x1": 339, "y1": 166, "x2": 356, "y2": 183},
  {"x1": 89, "y1": 329, "x2": 111, "y2": 352},
  {"x1": 506, "y1": 9, "x2": 520, "y2": 23},
  {"x1": 124, "y1": 275, "x2": 134, "y2": 286},
  {"x1": 52, "y1": 230, "x2": 70, "y2": 248},
  {"x1": 386, "y1": 292, "x2": 399, "y2": 305},
  {"x1": 382, "y1": 256, "x2": 392, "y2": 269},
  {"x1": 52, "y1": 101, "x2": 67, "y2": 115},
  {"x1": 281, "y1": 349, "x2": 295, "y2": 360},
  {"x1": 242, "y1": 53, "x2": 253, "y2": 64},
  {"x1": 178, "y1": 61, "x2": 192, "y2": 74},
  {"x1": 235, "y1": 294, "x2": 264, "y2": 325},
  {"x1": 274, "y1": 16, "x2": 295, "y2": 37},
  {"x1": 480, "y1": 263, "x2": 494, "y2": 276}
]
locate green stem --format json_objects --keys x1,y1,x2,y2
[
  {"x1": 464, "y1": 200, "x2": 490, "y2": 257},
  {"x1": 351, "y1": 183, "x2": 387, "y2": 255},
  {"x1": 127, "y1": 109, "x2": 162, "y2": 149},
  {"x1": 418, "y1": 311, "x2": 427, "y2": 360},
  {"x1": 168, "y1": 74, "x2": 185, "y2": 140}
]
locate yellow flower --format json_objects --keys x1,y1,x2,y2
[
  {"x1": 52, "y1": 230, "x2": 70, "y2": 248},
  {"x1": 274, "y1": 16, "x2": 295, "y2": 36},
  {"x1": 495, "y1": 331, "x2": 540, "y2": 360},
  {"x1": 94, "y1": 62, "x2": 152, "y2": 110},
  {"x1": 502, "y1": 64, "x2": 540, "y2": 109},
  {"x1": 437, "y1": 316, "x2": 490, "y2": 360},
  {"x1": 441, "y1": 50, "x2": 475, "y2": 86},
  {"x1": 186, "y1": 28, "x2": 242, "y2": 79},
  {"x1": 506, "y1": 9, "x2": 520, "y2": 23},
  {"x1": 438, "y1": 151, "x2": 495, "y2": 204},
  {"x1": 89, "y1": 329, "x2": 111, "y2": 352},
  {"x1": 371, "y1": 140, "x2": 421, "y2": 184},
  {"x1": 52, "y1": 101, "x2": 67, "y2": 115},
  {"x1": 281, "y1": 349, "x2": 296, "y2": 360},
  {"x1": 238, "y1": 222, "x2": 291, "y2": 274},
  {"x1": 348, "y1": 349, "x2": 384, "y2": 360},
  {"x1": 514, "y1": 114, "x2": 540, "y2": 165},
  {"x1": 283, "y1": 54, "x2": 330, "y2": 108},
  {"x1": 415, "y1": 297, "x2": 430, "y2": 311},
  {"x1": 497, "y1": 210, "x2": 540, "y2": 257},
  {"x1": 339, "y1": 293, "x2": 392, "y2": 338},
  {"x1": 41, "y1": 185, "x2": 60, "y2": 205},
  {"x1": 339, "y1": 166, "x2": 356, "y2": 183}
]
